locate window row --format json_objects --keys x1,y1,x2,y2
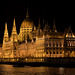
[
  {"x1": 67, "y1": 43, "x2": 75, "y2": 46},
  {"x1": 45, "y1": 48, "x2": 63, "y2": 50},
  {"x1": 45, "y1": 43, "x2": 63, "y2": 47},
  {"x1": 46, "y1": 51, "x2": 62, "y2": 54}
]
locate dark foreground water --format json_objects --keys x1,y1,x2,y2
[{"x1": 0, "y1": 65, "x2": 75, "y2": 75}]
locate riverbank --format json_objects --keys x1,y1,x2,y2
[
  {"x1": 0, "y1": 61, "x2": 75, "y2": 67},
  {"x1": 0, "y1": 57, "x2": 75, "y2": 67}
]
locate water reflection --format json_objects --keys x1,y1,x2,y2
[
  {"x1": 59, "y1": 67, "x2": 64, "y2": 75},
  {"x1": 0, "y1": 65, "x2": 75, "y2": 75}
]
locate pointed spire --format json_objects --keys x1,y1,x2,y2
[
  {"x1": 53, "y1": 25, "x2": 56, "y2": 30},
  {"x1": 53, "y1": 18, "x2": 57, "y2": 32},
  {"x1": 12, "y1": 18, "x2": 16, "y2": 31},
  {"x1": 3, "y1": 22, "x2": 9, "y2": 42},
  {"x1": 37, "y1": 18, "x2": 41, "y2": 35},
  {"x1": 12, "y1": 18, "x2": 17, "y2": 35},
  {"x1": 26, "y1": 8, "x2": 29, "y2": 19},
  {"x1": 34, "y1": 26, "x2": 36, "y2": 31},
  {"x1": 68, "y1": 25, "x2": 72, "y2": 33},
  {"x1": 53, "y1": 18, "x2": 56, "y2": 30},
  {"x1": 11, "y1": 18, "x2": 18, "y2": 42},
  {"x1": 44, "y1": 21, "x2": 48, "y2": 30},
  {"x1": 13, "y1": 18, "x2": 16, "y2": 26},
  {"x1": 5, "y1": 23, "x2": 8, "y2": 32},
  {"x1": 4, "y1": 23, "x2": 9, "y2": 35}
]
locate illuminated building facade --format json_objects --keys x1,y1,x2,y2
[{"x1": 0, "y1": 9, "x2": 75, "y2": 58}]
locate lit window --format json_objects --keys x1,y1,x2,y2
[
  {"x1": 53, "y1": 43, "x2": 55, "y2": 47},
  {"x1": 56, "y1": 43, "x2": 58, "y2": 47}
]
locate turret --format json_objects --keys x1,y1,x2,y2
[
  {"x1": 53, "y1": 19, "x2": 57, "y2": 32},
  {"x1": 12, "y1": 18, "x2": 17, "y2": 35},
  {"x1": 34, "y1": 26, "x2": 36, "y2": 31},
  {"x1": 43, "y1": 21, "x2": 51, "y2": 34},
  {"x1": 11, "y1": 18, "x2": 18, "y2": 42},
  {"x1": 37, "y1": 18, "x2": 41, "y2": 34},
  {"x1": 3, "y1": 23, "x2": 9, "y2": 43},
  {"x1": 44, "y1": 22, "x2": 48, "y2": 31}
]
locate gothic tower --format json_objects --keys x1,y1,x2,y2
[
  {"x1": 11, "y1": 18, "x2": 18, "y2": 49},
  {"x1": 3, "y1": 23, "x2": 9, "y2": 44},
  {"x1": 2, "y1": 23, "x2": 14, "y2": 58},
  {"x1": 11, "y1": 18, "x2": 18, "y2": 42}
]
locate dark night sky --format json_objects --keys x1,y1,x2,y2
[{"x1": 0, "y1": 1, "x2": 75, "y2": 43}]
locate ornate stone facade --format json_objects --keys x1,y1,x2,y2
[{"x1": 0, "y1": 9, "x2": 75, "y2": 58}]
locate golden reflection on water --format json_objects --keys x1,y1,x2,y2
[
  {"x1": 0, "y1": 65, "x2": 75, "y2": 75},
  {"x1": 59, "y1": 67, "x2": 65, "y2": 75}
]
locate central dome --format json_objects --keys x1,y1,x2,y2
[
  {"x1": 21, "y1": 9, "x2": 34, "y2": 28},
  {"x1": 21, "y1": 19, "x2": 34, "y2": 28}
]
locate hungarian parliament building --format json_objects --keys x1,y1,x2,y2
[{"x1": 0, "y1": 10, "x2": 75, "y2": 58}]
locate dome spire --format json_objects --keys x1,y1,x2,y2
[
  {"x1": 13, "y1": 18, "x2": 16, "y2": 26},
  {"x1": 26, "y1": 8, "x2": 29, "y2": 19}
]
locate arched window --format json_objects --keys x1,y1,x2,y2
[
  {"x1": 60, "y1": 43, "x2": 62, "y2": 47},
  {"x1": 57, "y1": 52, "x2": 58, "y2": 54},
  {"x1": 53, "y1": 51, "x2": 55, "y2": 54},
  {"x1": 53, "y1": 42, "x2": 55, "y2": 47},
  {"x1": 51, "y1": 41, "x2": 53, "y2": 47},
  {"x1": 56, "y1": 43, "x2": 58, "y2": 47},
  {"x1": 70, "y1": 43, "x2": 72, "y2": 46},
  {"x1": 62, "y1": 43, "x2": 63, "y2": 47}
]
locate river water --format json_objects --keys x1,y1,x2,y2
[{"x1": 0, "y1": 65, "x2": 75, "y2": 75}]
